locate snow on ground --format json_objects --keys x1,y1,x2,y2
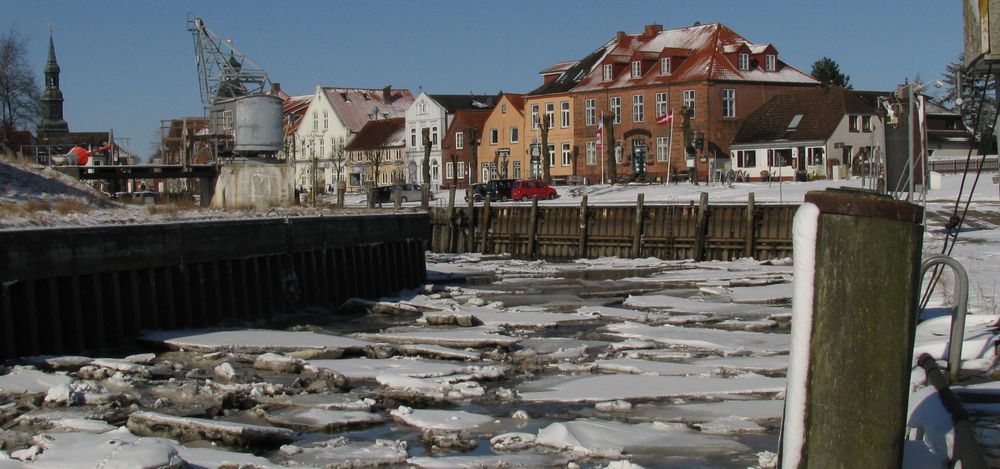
[{"x1": 534, "y1": 418, "x2": 750, "y2": 457}]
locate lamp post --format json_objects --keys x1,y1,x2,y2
[{"x1": 904, "y1": 80, "x2": 942, "y2": 202}]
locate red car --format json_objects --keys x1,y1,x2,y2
[{"x1": 511, "y1": 180, "x2": 557, "y2": 201}]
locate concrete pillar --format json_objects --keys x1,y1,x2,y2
[{"x1": 780, "y1": 188, "x2": 923, "y2": 468}]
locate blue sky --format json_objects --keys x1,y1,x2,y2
[{"x1": 8, "y1": 0, "x2": 962, "y2": 158}]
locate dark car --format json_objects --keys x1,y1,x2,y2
[
  {"x1": 511, "y1": 180, "x2": 557, "y2": 201},
  {"x1": 485, "y1": 179, "x2": 516, "y2": 202},
  {"x1": 465, "y1": 183, "x2": 489, "y2": 202},
  {"x1": 373, "y1": 184, "x2": 432, "y2": 204}
]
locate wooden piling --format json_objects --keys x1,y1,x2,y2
[
  {"x1": 466, "y1": 188, "x2": 476, "y2": 253},
  {"x1": 480, "y1": 198, "x2": 491, "y2": 253},
  {"x1": 694, "y1": 192, "x2": 709, "y2": 261},
  {"x1": 745, "y1": 192, "x2": 756, "y2": 258},
  {"x1": 780, "y1": 188, "x2": 923, "y2": 468},
  {"x1": 447, "y1": 188, "x2": 456, "y2": 252},
  {"x1": 577, "y1": 195, "x2": 589, "y2": 258},
  {"x1": 632, "y1": 193, "x2": 645, "y2": 258},
  {"x1": 528, "y1": 198, "x2": 540, "y2": 259}
]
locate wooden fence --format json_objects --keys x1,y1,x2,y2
[{"x1": 429, "y1": 192, "x2": 796, "y2": 261}]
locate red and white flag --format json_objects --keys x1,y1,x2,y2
[
  {"x1": 656, "y1": 111, "x2": 673, "y2": 126},
  {"x1": 596, "y1": 114, "x2": 604, "y2": 152}
]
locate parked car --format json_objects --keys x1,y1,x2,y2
[
  {"x1": 465, "y1": 183, "x2": 489, "y2": 202},
  {"x1": 511, "y1": 180, "x2": 557, "y2": 201},
  {"x1": 485, "y1": 178, "x2": 516, "y2": 202},
  {"x1": 373, "y1": 183, "x2": 431, "y2": 204}
]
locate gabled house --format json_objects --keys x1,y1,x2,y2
[
  {"x1": 291, "y1": 86, "x2": 413, "y2": 191},
  {"x1": 404, "y1": 93, "x2": 497, "y2": 189},
  {"x1": 440, "y1": 108, "x2": 491, "y2": 189},
  {"x1": 730, "y1": 87, "x2": 886, "y2": 180},
  {"x1": 551, "y1": 22, "x2": 817, "y2": 184},
  {"x1": 923, "y1": 98, "x2": 976, "y2": 157},
  {"x1": 476, "y1": 93, "x2": 527, "y2": 183},
  {"x1": 343, "y1": 117, "x2": 406, "y2": 192}
]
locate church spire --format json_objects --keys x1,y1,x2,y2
[{"x1": 37, "y1": 27, "x2": 69, "y2": 135}]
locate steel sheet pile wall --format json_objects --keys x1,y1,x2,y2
[
  {"x1": 430, "y1": 193, "x2": 794, "y2": 261},
  {"x1": 0, "y1": 214, "x2": 429, "y2": 359}
]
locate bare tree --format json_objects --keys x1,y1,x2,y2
[
  {"x1": 330, "y1": 137, "x2": 347, "y2": 206},
  {"x1": 0, "y1": 26, "x2": 40, "y2": 152},
  {"x1": 421, "y1": 128, "x2": 431, "y2": 208},
  {"x1": 540, "y1": 114, "x2": 551, "y2": 184},
  {"x1": 603, "y1": 114, "x2": 617, "y2": 184}
]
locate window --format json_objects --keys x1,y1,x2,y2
[
  {"x1": 610, "y1": 97, "x2": 621, "y2": 124},
  {"x1": 561, "y1": 101, "x2": 570, "y2": 128},
  {"x1": 489, "y1": 128, "x2": 499, "y2": 145},
  {"x1": 738, "y1": 53, "x2": 749, "y2": 71},
  {"x1": 545, "y1": 103, "x2": 555, "y2": 129},
  {"x1": 323, "y1": 111, "x2": 328, "y2": 130},
  {"x1": 510, "y1": 127, "x2": 519, "y2": 144},
  {"x1": 603, "y1": 64, "x2": 613, "y2": 81},
  {"x1": 222, "y1": 110, "x2": 234, "y2": 133},
  {"x1": 806, "y1": 147, "x2": 825, "y2": 166},
  {"x1": 682, "y1": 90, "x2": 695, "y2": 118},
  {"x1": 631, "y1": 61, "x2": 642, "y2": 78},
  {"x1": 766, "y1": 54, "x2": 776, "y2": 71},
  {"x1": 849, "y1": 115, "x2": 859, "y2": 132},
  {"x1": 585, "y1": 99, "x2": 596, "y2": 126},
  {"x1": 446, "y1": 162, "x2": 454, "y2": 179},
  {"x1": 456, "y1": 132, "x2": 464, "y2": 149},
  {"x1": 768, "y1": 148, "x2": 792, "y2": 167},
  {"x1": 736, "y1": 150, "x2": 757, "y2": 168},
  {"x1": 547, "y1": 144, "x2": 555, "y2": 166},
  {"x1": 410, "y1": 128, "x2": 416, "y2": 147},
  {"x1": 660, "y1": 57, "x2": 671, "y2": 75},
  {"x1": 655, "y1": 92, "x2": 668, "y2": 118},
  {"x1": 531, "y1": 104, "x2": 540, "y2": 130},
  {"x1": 633, "y1": 95, "x2": 644, "y2": 123},
  {"x1": 431, "y1": 160, "x2": 439, "y2": 181},
  {"x1": 432, "y1": 127, "x2": 438, "y2": 146},
  {"x1": 312, "y1": 112, "x2": 318, "y2": 131},
  {"x1": 513, "y1": 160, "x2": 522, "y2": 179},
  {"x1": 319, "y1": 139, "x2": 324, "y2": 158},
  {"x1": 586, "y1": 141, "x2": 596, "y2": 165},
  {"x1": 861, "y1": 115, "x2": 872, "y2": 132},
  {"x1": 614, "y1": 143, "x2": 622, "y2": 164},
  {"x1": 562, "y1": 143, "x2": 571, "y2": 166},
  {"x1": 501, "y1": 104, "x2": 507, "y2": 113},
  {"x1": 656, "y1": 136, "x2": 669, "y2": 161},
  {"x1": 457, "y1": 161, "x2": 465, "y2": 178},
  {"x1": 722, "y1": 89, "x2": 736, "y2": 118}
]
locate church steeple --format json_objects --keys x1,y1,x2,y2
[{"x1": 37, "y1": 28, "x2": 69, "y2": 134}]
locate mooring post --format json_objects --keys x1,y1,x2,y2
[
  {"x1": 695, "y1": 192, "x2": 709, "y2": 261},
  {"x1": 578, "y1": 195, "x2": 589, "y2": 258},
  {"x1": 780, "y1": 188, "x2": 923, "y2": 468},
  {"x1": 528, "y1": 198, "x2": 540, "y2": 259},
  {"x1": 447, "y1": 188, "x2": 456, "y2": 252},
  {"x1": 632, "y1": 193, "x2": 645, "y2": 258},
  {"x1": 466, "y1": 187, "x2": 476, "y2": 253},
  {"x1": 744, "y1": 192, "x2": 756, "y2": 258},
  {"x1": 394, "y1": 186, "x2": 402, "y2": 210},
  {"x1": 479, "y1": 197, "x2": 491, "y2": 254}
]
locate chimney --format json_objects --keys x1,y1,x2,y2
[
  {"x1": 616, "y1": 31, "x2": 627, "y2": 43},
  {"x1": 383, "y1": 85, "x2": 392, "y2": 102},
  {"x1": 644, "y1": 24, "x2": 662, "y2": 37}
]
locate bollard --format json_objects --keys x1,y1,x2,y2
[
  {"x1": 578, "y1": 195, "x2": 589, "y2": 258},
  {"x1": 632, "y1": 193, "x2": 645, "y2": 258},
  {"x1": 780, "y1": 188, "x2": 923, "y2": 468}
]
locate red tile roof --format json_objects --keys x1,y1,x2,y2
[
  {"x1": 344, "y1": 117, "x2": 406, "y2": 151},
  {"x1": 502, "y1": 93, "x2": 526, "y2": 114},
  {"x1": 323, "y1": 87, "x2": 415, "y2": 134}
]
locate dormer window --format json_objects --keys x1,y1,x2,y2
[
  {"x1": 631, "y1": 61, "x2": 642, "y2": 78},
  {"x1": 738, "y1": 53, "x2": 749, "y2": 71},
  {"x1": 660, "y1": 57, "x2": 671, "y2": 75},
  {"x1": 766, "y1": 54, "x2": 776, "y2": 71},
  {"x1": 603, "y1": 64, "x2": 613, "y2": 81}
]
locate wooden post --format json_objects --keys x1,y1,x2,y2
[
  {"x1": 632, "y1": 193, "x2": 645, "y2": 258},
  {"x1": 528, "y1": 198, "x2": 539, "y2": 259},
  {"x1": 694, "y1": 192, "x2": 709, "y2": 261},
  {"x1": 744, "y1": 192, "x2": 756, "y2": 258},
  {"x1": 466, "y1": 187, "x2": 476, "y2": 253},
  {"x1": 578, "y1": 195, "x2": 589, "y2": 258},
  {"x1": 447, "y1": 188, "x2": 456, "y2": 252},
  {"x1": 780, "y1": 188, "x2": 923, "y2": 468},
  {"x1": 479, "y1": 197, "x2": 491, "y2": 254},
  {"x1": 394, "y1": 186, "x2": 402, "y2": 210}
]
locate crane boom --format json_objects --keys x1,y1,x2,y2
[{"x1": 187, "y1": 12, "x2": 272, "y2": 107}]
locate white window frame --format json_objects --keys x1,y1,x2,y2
[
  {"x1": 446, "y1": 162, "x2": 455, "y2": 179},
  {"x1": 633, "y1": 94, "x2": 644, "y2": 123},
  {"x1": 312, "y1": 112, "x2": 318, "y2": 131},
  {"x1": 585, "y1": 99, "x2": 596, "y2": 126},
  {"x1": 561, "y1": 143, "x2": 571, "y2": 166},
  {"x1": 545, "y1": 103, "x2": 555, "y2": 129},
  {"x1": 323, "y1": 111, "x2": 328, "y2": 130},
  {"x1": 457, "y1": 161, "x2": 465, "y2": 178},
  {"x1": 660, "y1": 57, "x2": 671, "y2": 75},
  {"x1": 432, "y1": 127, "x2": 438, "y2": 146},
  {"x1": 722, "y1": 89, "x2": 736, "y2": 118},
  {"x1": 561, "y1": 101, "x2": 570, "y2": 128},
  {"x1": 586, "y1": 141, "x2": 596, "y2": 165},
  {"x1": 765, "y1": 54, "x2": 776, "y2": 71},
  {"x1": 610, "y1": 96, "x2": 621, "y2": 124},
  {"x1": 738, "y1": 53, "x2": 749, "y2": 71},
  {"x1": 456, "y1": 131, "x2": 464, "y2": 149},
  {"x1": 655, "y1": 92, "x2": 668, "y2": 117},
  {"x1": 510, "y1": 127, "x2": 519, "y2": 144},
  {"x1": 603, "y1": 64, "x2": 613, "y2": 81},
  {"x1": 631, "y1": 61, "x2": 641, "y2": 78},
  {"x1": 682, "y1": 90, "x2": 695, "y2": 118},
  {"x1": 656, "y1": 136, "x2": 669, "y2": 161},
  {"x1": 547, "y1": 144, "x2": 556, "y2": 166},
  {"x1": 512, "y1": 160, "x2": 522, "y2": 179},
  {"x1": 501, "y1": 104, "x2": 507, "y2": 113},
  {"x1": 531, "y1": 104, "x2": 540, "y2": 130}
]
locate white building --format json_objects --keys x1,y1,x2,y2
[
  {"x1": 404, "y1": 93, "x2": 496, "y2": 189},
  {"x1": 288, "y1": 86, "x2": 413, "y2": 191}
]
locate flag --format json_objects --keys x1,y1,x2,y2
[
  {"x1": 596, "y1": 114, "x2": 604, "y2": 152},
  {"x1": 656, "y1": 111, "x2": 673, "y2": 126}
]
